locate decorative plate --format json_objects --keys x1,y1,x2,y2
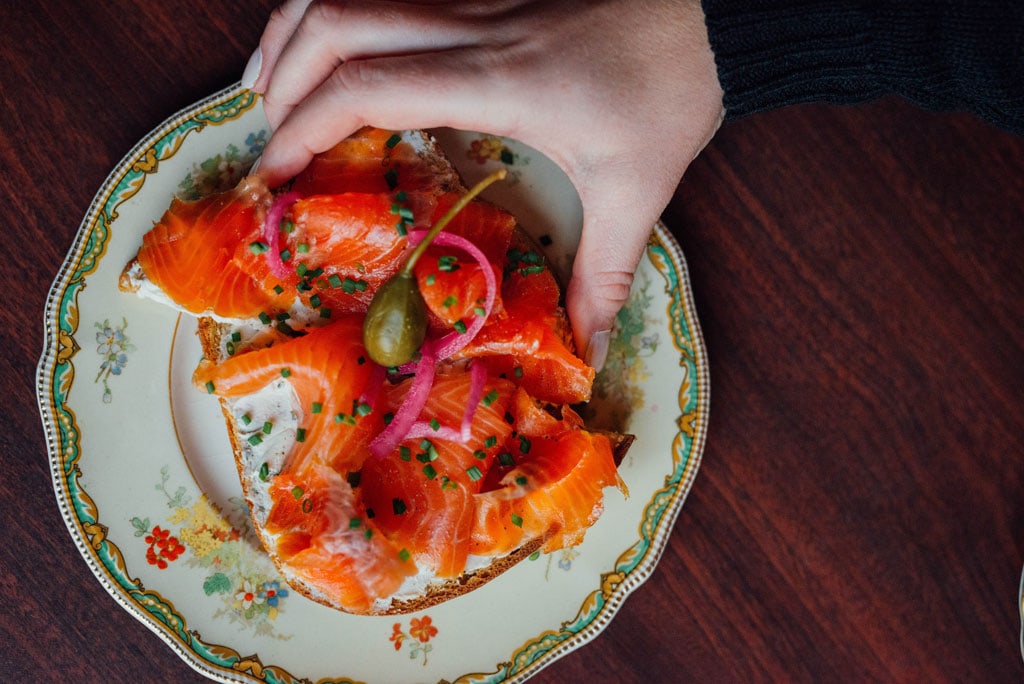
[{"x1": 37, "y1": 84, "x2": 708, "y2": 683}]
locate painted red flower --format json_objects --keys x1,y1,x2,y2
[
  {"x1": 144, "y1": 525, "x2": 186, "y2": 569},
  {"x1": 389, "y1": 623, "x2": 405, "y2": 651},
  {"x1": 409, "y1": 616, "x2": 438, "y2": 643}
]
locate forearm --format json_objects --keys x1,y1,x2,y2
[{"x1": 702, "y1": 0, "x2": 1024, "y2": 134}]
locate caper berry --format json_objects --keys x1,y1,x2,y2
[
  {"x1": 362, "y1": 272, "x2": 428, "y2": 366},
  {"x1": 362, "y1": 168, "x2": 507, "y2": 366}
]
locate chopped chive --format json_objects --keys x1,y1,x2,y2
[
  {"x1": 482, "y1": 389, "x2": 499, "y2": 407},
  {"x1": 385, "y1": 133, "x2": 402, "y2": 148},
  {"x1": 498, "y1": 452, "x2": 516, "y2": 467},
  {"x1": 296, "y1": 428, "x2": 307, "y2": 442},
  {"x1": 248, "y1": 241, "x2": 269, "y2": 254},
  {"x1": 453, "y1": 320, "x2": 467, "y2": 334},
  {"x1": 384, "y1": 168, "x2": 399, "y2": 189},
  {"x1": 429, "y1": 417, "x2": 441, "y2": 431},
  {"x1": 240, "y1": 413, "x2": 252, "y2": 426},
  {"x1": 394, "y1": 190, "x2": 407, "y2": 202},
  {"x1": 328, "y1": 274, "x2": 343, "y2": 288},
  {"x1": 484, "y1": 436, "x2": 498, "y2": 448},
  {"x1": 441, "y1": 476, "x2": 458, "y2": 490},
  {"x1": 347, "y1": 471, "x2": 361, "y2": 488},
  {"x1": 510, "y1": 513, "x2": 523, "y2": 528},
  {"x1": 399, "y1": 445, "x2": 412, "y2": 461},
  {"x1": 422, "y1": 464, "x2": 438, "y2": 480},
  {"x1": 312, "y1": 402, "x2": 323, "y2": 414},
  {"x1": 291, "y1": 486, "x2": 304, "y2": 499},
  {"x1": 262, "y1": 421, "x2": 273, "y2": 435},
  {"x1": 301, "y1": 498, "x2": 313, "y2": 513},
  {"x1": 275, "y1": 312, "x2": 291, "y2": 321},
  {"x1": 392, "y1": 498, "x2": 407, "y2": 515},
  {"x1": 280, "y1": 220, "x2": 295, "y2": 234},
  {"x1": 398, "y1": 547, "x2": 411, "y2": 562},
  {"x1": 366, "y1": 507, "x2": 376, "y2": 519},
  {"x1": 520, "y1": 265, "x2": 545, "y2": 276},
  {"x1": 297, "y1": 243, "x2": 310, "y2": 253},
  {"x1": 518, "y1": 435, "x2": 532, "y2": 453},
  {"x1": 319, "y1": 307, "x2": 332, "y2": 319},
  {"x1": 279, "y1": 248, "x2": 292, "y2": 262},
  {"x1": 295, "y1": 263, "x2": 308, "y2": 277},
  {"x1": 466, "y1": 465, "x2": 483, "y2": 481},
  {"x1": 273, "y1": 284, "x2": 284, "y2": 294},
  {"x1": 473, "y1": 449, "x2": 487, "y2": 460},
  {"x1": 258, "y1": 462, "x2": 270, "y2": 481},
  {"x1": 364, "y1": 528, "x2": 374, "y2": 539},
  {"x1": 442, "y1": 295, "x2": 458, "y2": 308},
  {"x1": 204, "y1": 380, "x2": 216, "y2": 394},
  {"x1": 420, "y1": 438, "x2": 433, "y2": 451},
  {"x1": 248, "y1": 434, "x2": 263, "y2": 446},
  {"x1": 231, "y1": 331, "x2": 242, "y2": 342},
  {"x1": 474, "y1": 306, "x2": 487, "y2": 317},
  {"x1": 425, "y1": 274, "x2": 436, "y2": 286},
  {"x1": 395, "y1": 221, "x2": 408, "y2": 237},
  {"x1": 258, "y1": 312, "x2": 271, "y2": 325},
  {"x1": 383, "y1": 412, "x2": 394, "y2": 425},
  {"x1": 280, "y1": 367, "x2": 292, "y2": 378},
  {"x1": 505, "y1": 411, "x2": 515, "y2": 424},
  {"x1": 515, "y1": 475, "x2": 528, "y2": 486},
  {"x1": 356, "y1": 262, "x2": 366, "y2": 273},
  {"x1": 349, "y1": 517, "x2": 362, "y2": 529},
  {"x1": 309, "y1": 294, "x2": 321, "y2": 308},
  {"x1": 354, "y1": 402, "x2": 372, "y2": 417},
  {"x1": 514, "y1": 365, "x2": 524, "y2": 378}
]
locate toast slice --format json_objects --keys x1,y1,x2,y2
[{"x1": 121, "y1": 128, "x2": 632, "y2": 614}]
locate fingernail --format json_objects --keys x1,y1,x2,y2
[
  {"x1": 241, "y1": 47, "x2": 262, "y2": 90},
  {"x1": 585, "y1": 329, "x2": 612, "y2": 372}
]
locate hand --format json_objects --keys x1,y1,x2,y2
[{"x1": 248, "y1": 0, "x2": 724, "y2": 368}]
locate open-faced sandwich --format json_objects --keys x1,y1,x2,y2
[{"x1": 120, "y1": 127, "x2": 631, "y2": 615}]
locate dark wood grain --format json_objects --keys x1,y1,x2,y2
[{"x1": 4, "y1": 2, "x2": 1023, "y2": 683}]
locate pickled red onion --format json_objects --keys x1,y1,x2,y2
[
  {"x1": 369, "y1": 339, "x2": 437, "y2": 458},
  {"x1": 404, "y1": 422, "x2": 464, "y2": 444},
  {"x1": 395, "y1": 359, "x2": 487, "y2": 446},
  {"x1": 262, "y1": 191, "x2": 300, "y2": 279},
  {"x1": 405, "y1": 230, "x2": 497, "y2": 361}
]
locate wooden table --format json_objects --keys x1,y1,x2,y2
[{"x1": 4, "y1": 2, "x2": 1023, "y2": 681}]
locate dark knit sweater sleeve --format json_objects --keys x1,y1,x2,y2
[{"x1": 701, "y1": 1, "x2": 1024, "y2": 135}]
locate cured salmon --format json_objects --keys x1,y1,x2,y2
[{"x1": 124, "y1": 127, "x2": 626, "y2": 614}]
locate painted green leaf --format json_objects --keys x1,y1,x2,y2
[{"x1": 203, "y1": 572, "x2": 231, "y2": 596}]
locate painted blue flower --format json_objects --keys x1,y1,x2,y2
[
  {"x1": 259, "y1": 580, "x2": 289, "y2": 607},
  {"x1": 246, "y1": 130, "x2": 268, "y2": 155}
]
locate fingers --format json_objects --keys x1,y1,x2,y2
[
  {"x1": 257, "y1": 48, "x2": 520, "y2": 186},
  {"x1": 566, "y1": 169, "x2": 675, "y2": 370},
  {"x1": 258, "y1": 1, "x2": 488, "y2": 129},
  {"x1": 251, "y1": 0, "x2": 315, "y2": 93}
]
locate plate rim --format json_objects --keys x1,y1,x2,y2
[{"x1": 36, "y1": 82, "x2": 709, "y2": 684}]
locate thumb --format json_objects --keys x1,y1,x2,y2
[{"x1": 566, "y1": 183, "x2": 660, "y2": 371}]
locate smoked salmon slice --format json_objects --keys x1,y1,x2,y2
[
  {"x1": 193, "y1": 316, "x2": 382, "y2": 477},
  {"x1": 135, "y1": 176, "x2": 290, "y2": 318},
  {"x1": 290, "y1": 126, "x2": 456, "y2": 197},
  {"x1": 470, "y1": 420, "x2": 623, "y2": 557},
  {"x1": 359, "y1": 369, "x2": 516, "y2": 577},
  {"x1": 264, "y1": 466, "x2": 416, "y2": 614}
]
